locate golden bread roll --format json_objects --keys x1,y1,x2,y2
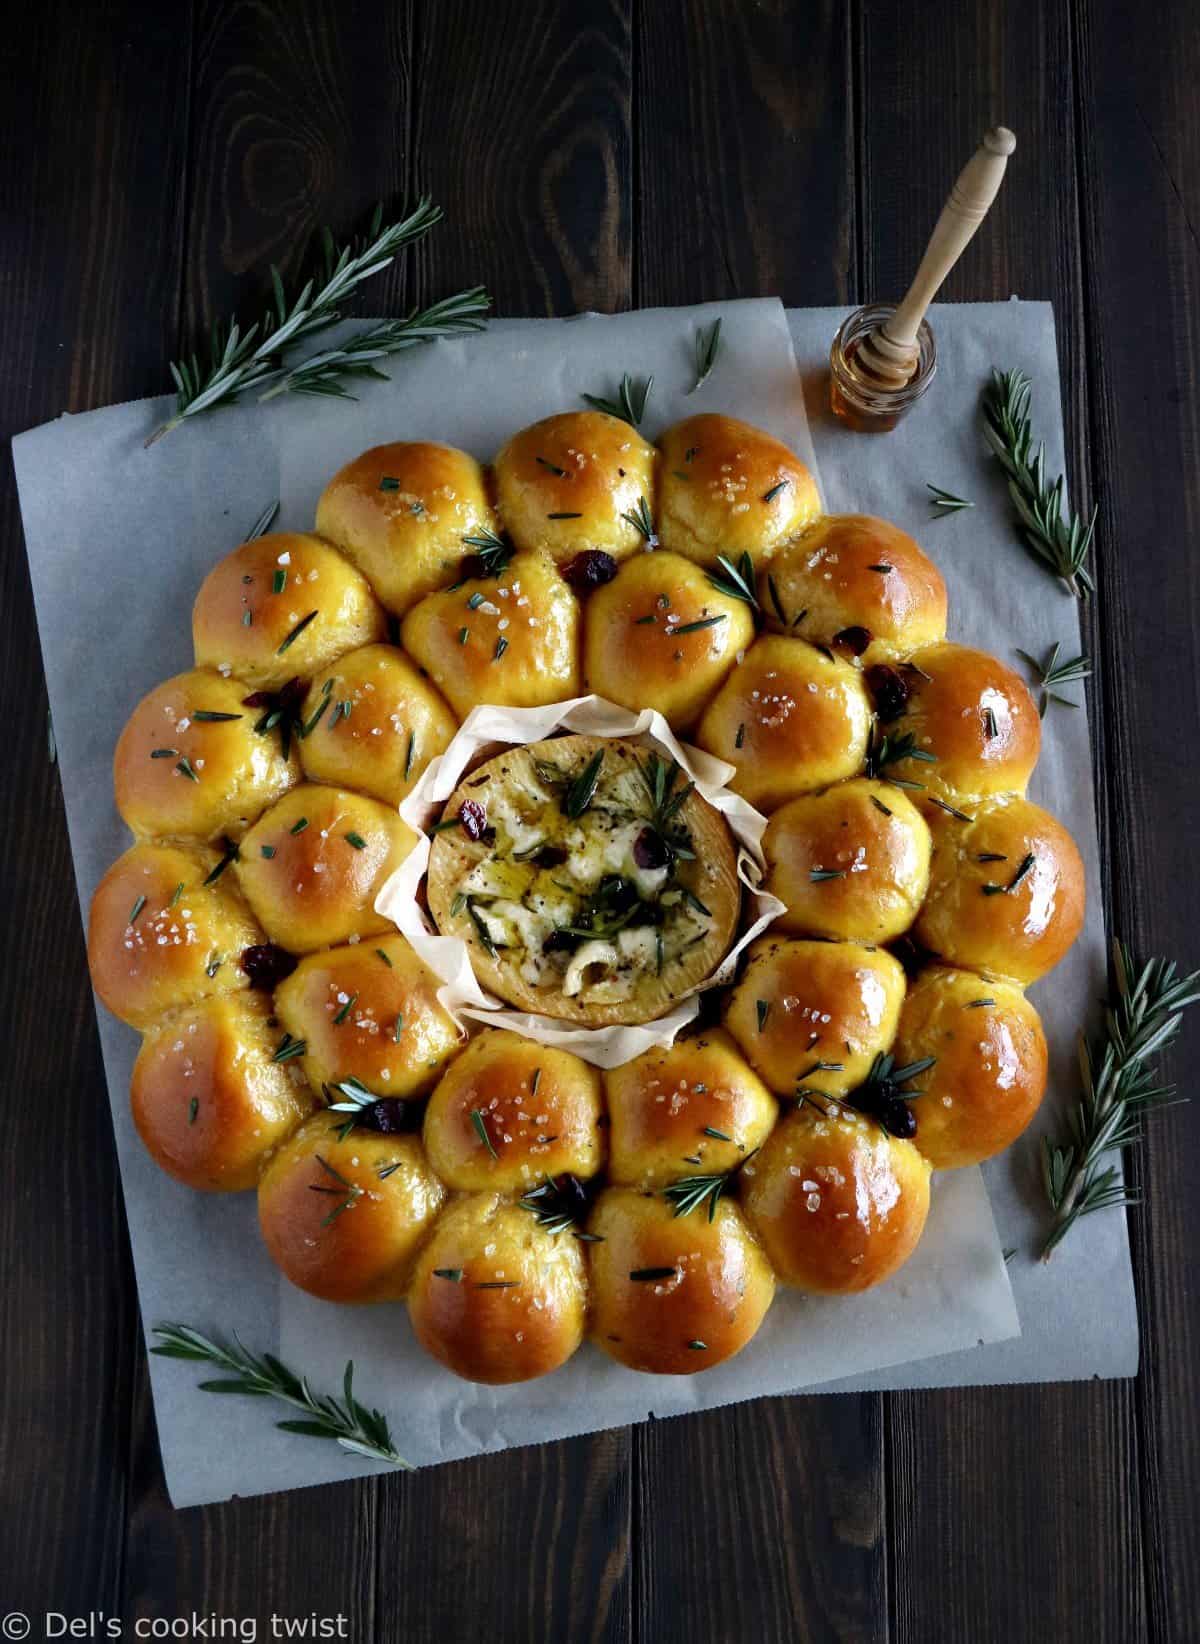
[
  {"x1": 400, "y1": 549, "x2": 580, "y2": 718},
  {"x1": 314, "y1": 441, "x2": 498, "y2": 615},
  {"x1": 759, "y1": 514, "x2": 947, "y2": 662},
  {"x1": 258, "y1": 1115, "x2": 446, "y2": 1303},
  {"x1": 603, "y1": 1028, "x2": 778, "y2": 1189},
  {"x1": 762, "y1": 778, "x2": 931, "y2": 943},
  {"x1": 131, "y1": 992, "x2": 314, "y2": 1191},
  {"x1": 695, "y1": 636, "x2": 872, "y2": 811},
  {"x1": 894, "y1": 965, "x2": 1048, "y2": 1168},
  {"x1": 492, "y1": 410, "x2": 657, "y2": 565},
  {"x1": 192, "y1": 532, "x2": 385, "y2": 691},
  {"x1": 656, "y1": 414, "x2": 820, "y2": 567},
  {"x1": 741, "y1": 1106, "x2": 931, "y2": 1292},
  {"x1": 296, "y1": 643, "x2": 457, "y2": 809},
  {"x1": 235, "y1": 785, "x2": 418, "y2": 953},
  {"x1": 114, "y1": 668, "x2": 298, "y2": 842},
  {"x1": 422, "y1": 1029, "x2": 605, "y2": 1191},
  {"x1": 582, "y1": 549, "x2": 756, "y2": 730},
  {"x1": 915, "y1": 795, "x2": 1086, "y2": 984},
  {"x1": 586, "y1": 1187, "x2": 775, "y2": 1373},
  {"x1": 878, "y1": 641, "x2": 1041, "y2": 808},
  {"x1": 724, "y1": 937, "x2": 907, "y2": 1098},
  {"x1": 407, "y1": 1193, "x2": 587, "y2": 1383},
  {"x1": 273, "y1": 935, "x2": 461, "y2": 1100},
  {"x1": 88, "y1": 842, "x2": 262, "y2": 1028},
  {"x1": 425, "y1": 736, "x2": 740, "y2": 1026}
]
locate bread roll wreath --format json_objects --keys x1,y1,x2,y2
[{"x1": 87, "y1": 409, "x2": 1085, "y2": 1385}]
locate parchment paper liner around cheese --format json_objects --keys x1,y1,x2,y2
[{"x1": 375, "y1": 693, "x2": 787, "y2": 1069}]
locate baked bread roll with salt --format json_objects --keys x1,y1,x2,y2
[
  {"x1": 425, "y1": 736, "x2": 740, "y2": 1026},
  {"x1": 315, "y1": 441, "x2": 498, "y2": 615},
  {"x1": 758, "y1": 515, "x2": 947, "y2": 663},
  {"x1": 695, "y1": 635, "x2": 872, "y2": 811},
  {"x1": 192, "y1": 533, "x2": 385, "y2": 691},
  {"x1": 296, "y1": 644, "x2": 457, "y2": 809},
  {"x1": 235, "y1": 785, "x2": 418, "y2": 953},
  {"x1": 401, "y1": 549, "x2": 579, "y2": 717},
  {"x1": 724, "y1": 937, "x2": 906, "y2": 1098},
  {"x1": 422, "y1": 1030, "x2": 605, "y2": 1191},
  {"x1": 656, "y1": 414, "x2": 820, "y2": 566},
  {"x1": 762, "y1": 778, "x2": 931, "y2": 943},
  {"x1": 493, "y1": 410, "x2": 657, "y2": 565},
  {"x1": 131, "y1": 992, "x2": 313, "y2": 1191},
  {"x1": 915, "y1": 794, "x2": 1086, "y2": 984},
  {"x1": 407, "y1": 1193, "x2": 587, "y2": 1383},
  {"x1": 741, "y1": 1106, "x2": 931, "y2": 1293},
  {"x1": 603, "y1": 1028, "x2": 777, "y2": 1189},
  {"x1": 114, "y1": 668, "x2": 298, "y2": 842},
  {"x1": 894, "y1": 965, "x2": 1048, "y2": 1168},
  {"x1": 258, "y1": 1115, "x2": 446, "y2": 1304},
  {"x1": 582, "y1": 549, "x2": 756, "y2": 730},
  {"x1": 88, "y1": 842, "x2": 263, "y2": 1028},
  {"x1": 586, "y1": 1187, "x2": 775, "y2": 1373},
  {"x1": 273, "y1": 935, "x2": 461, "y2": 1100}
]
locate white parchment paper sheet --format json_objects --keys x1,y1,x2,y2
[{"x1": 11, "y1": 297, "x2": 1049, "y2": 1508}]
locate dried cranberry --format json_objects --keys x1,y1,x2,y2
[
  {"x1": 556, "y1": 1173, "x2": 591, "y2": 1218},
  {"x1": 240, "y1": 690, "x2": 273, "y2": 709},
  {"x1": 239, "y1": 944, "x2": 299, "y2": 991},
  {"x1": 362, "y1": 1099, "x2": 420, "y2": 1135},
  {"x1": 534, "y1": 844, "x2": 568, "y2": 869},
  {"x1": 878, "y1": 1098, "x2": 917, "y2": 1140},
  {"x1": 833, "y1": 625, "x2": 872, "y2": 657},
  {"x1": 562, "y1": 550, "x2": 618, "y2": 593},
  {"x1": 633, "y1": 826, "x2": 671, "y2": 870},
  {"x1": 459, "y1": 799, "x2": 488, "y2": 840},
  {"x1": 889, "y1": 933, "x2": 927, "y2": 977},
  {"x1": 458, "y1": 553, "x2": 487, "y2": 581},
  {"x1": 865, "y1": 663, "x2": 910, "y2": 721}
]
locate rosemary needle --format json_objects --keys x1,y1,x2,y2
[
  {"x1": 582, "y1": 372, "x2": 653, "y2": 427},
  {"x1": 688, "y1": 318, "x2": 722, "y2": 395},
  {"x1": 927, "y1": 482, "x2": 975, "y2": 516},
  {"x1": 1016, "y1": 641, "x2": 1092, "y2": 717}
]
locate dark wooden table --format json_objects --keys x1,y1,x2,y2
[{"x1": 3, "y1": 3, "x2": 1197, "y2": 1639}]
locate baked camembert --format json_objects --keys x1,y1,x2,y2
[{"x1": 426, "y1": 735, "x2": 740, "y2": 1024}]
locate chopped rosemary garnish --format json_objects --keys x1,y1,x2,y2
[
  {"x1": 271, "y1": 1033, "x2": 306, "y2": 1064},
  {"x1": 968, "y1": 998, "x2": 995, "y2": 1009},
  {"x1": 458, "y1": 627, "x2": 469, "y2": 644},
  {"x1": 735, "y1": 723, "x2": 745, "y2": 749},
  {"x1": 706, "y1": 550, "x2": 759, "y2": 611},
  {"x1": 188, "y1": 1097, "x2": 199, "y2": 1125},
  {"x1": 756, "y1": 999, "x2": 770, "y2": 1032},
  {"x1": 629, "y1": 1267, "x2": 677, "y2": 1283},
  {"x1": 983, "y1": 853, "x2": 1036, "y2": 895},
  {"x1": 493, "y1": 636, "x2": 509, "y2": 662},
  {"x1": 672, "y1": 614, "x2": 726, "y2": 636},
  {"x1": 202, "y1": 847, "x2": 238, "y2": 886},
  {"x1": 470, "y1": 1109, "x2": 498, "y2": 1159},
  {"x1": 260, "y1": 844, "x2": 276, "y2": 858},
  {"x1": 467, "y1": 899, "x2": 496, "y2": 956},
  {"x1": 870, "y1": 795, "x2": 893, "y2": 817},
  {"x1": 150, "y1": 747, "x2": 178, "y2": 758},
  {"x1": 277, "y1": 610, "x2": 318, "y2": 654},
  {"x1": 289, "y1": 816, "x2": 309, "y2": 834},
  {"x1": 621, "y1": 496, "x2": 657, "y2": 544},
  {"x1": 761, "y1": 479, "x2": 790, "y2": 504},
  {"x1": 175, "y1": 756, "x2": 199, "y2": 783},
  {"x1": 376, "y1": 948, "x2": 393, "y2": 966},
  {"x1": 563, "y1": 747, "x2": 604, "y2": 819},
  {"x1": 128, "y1": 894, "x2": 147, "y2": 925},
  {"x1": 168, "y1": 882, "x2": 184, "y2": 908},
  {"x1": 547, "y1": 511, "x2": 583, "y2": 519},
  {"x1": 688, "y1": 318, "x2": 722, "y2": 394},
  {"x1": 867, "y1": 563, "x2": 893, "y2": 573},
  {"x1": 867, "y1": 728, "x2": 937, "y2": 783},
  {"x1": 344, "y1": 831, "x2": 367, "y2": 850},
  {"x1": 332, "y1": 992, "x2": 357, "y2": 1026},
  {"x1": 582, "y1": 372, "x2": 652, "y2": 426},
  {"x1": 809, "y1": 867, "x2": 846, "y2": 882},
  {"x1": 192, "y1": 710, "x2": 243, "y2": 723},
  {"x1": 273, "y1": 569, "x2": 287, "y2": 594},
  {"x1": 433, "y1": 1269, "x2": 463, "y2": 1282},
  {"x1": 766, "y1": 574, "x2": 788, "y2": 625},
  {"x1": 536, "y1": 455, "x2": 566, "y2": 476},
  {"x1": 927, "y1": 796, "x2": 974, "y2": 823},
  {"x1": 378, "y1": 476, "x2": 401, "y2": 491},
  {"x1": 404, "y1": 731, "x2": 416, "y2": 780}
]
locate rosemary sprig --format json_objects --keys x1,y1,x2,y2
[
  {"x1": 259, "y1": 288, "x2": 489, "y2": 402},
  {"x1": 662, "y1": 1151, "x2": 756, "y2": 1223},
  {"x1": 583, "y1": 373, "x2": 653, "y2": 427},
  {"x1": 150, "y1": 1323, "x2": 410, "y2": 1467},
  {"x1": 688, "y1": 319, "x2": 722, "y2": 394},
  {"x1": 563, "y1": 747, "x2": 605, "y2": 819},
  {"x1": 518, "y1": 1174, "x2": 598, "y2": 1239},
  {"x1": 1016, "y1": 641, "x2": 1092, "y2": 717},
  {"x1": 927, "y1": 483, "x2": 975, "y2": 516},
  {"x1": 865, "y1": 728, "x2": 937, "y2": 784},
  {"x1": 621, "y1": 496, "x2": 658, "y2": 545},
  {"x1": 706, "y1": 551, "x2": 760, "y2": 612},
  {"x1": 147, "y1": 199, "x2": 472, "y2": 443},
  {"x1": 1040, "y1": 941, "x2": 1200, "y2": 1258},
  {"x1": 982, "y1": 367, "x2": 1097, "y2": 598}
]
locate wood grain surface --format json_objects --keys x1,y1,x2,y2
[{"x1": 1, "y1": 2, "x2": 1197, "y2": 1640}]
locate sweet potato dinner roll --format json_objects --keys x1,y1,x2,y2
[
  {"x1": 656, "y1": 414, "x2": 820, "y2": 567},
  {"x1": 400, "y1": 549, "x2": 580, "y2": 718},
  {"x1": 422, "y1": 1029, "x2": 605, "y2": 1191},
  {"x1": 875, "y1": 641, "x2": 1041, "y2": 808},
  {"x1": 407, "y1": 1194, "x2": 588, "y2": 1383},
  {"x1": 114, "y1": 668, "x2": 298, "y2": 842},
  {"x1": 258, "y1": 1115, "x2": 446, "y2": 1304},
  {"x1": 582, "y1": 549, "x2": 756, "y2": 730},
  {"x1": 273, "y1": 935, "x2": 461, "y2": 1100},
  {"x1": 131, "y1": 992, "x2": 313, "y2": 1191},
  {"x1": 759, "y1": 514, "x2": 947, "y2": 663},
  {"x1": 724, "y1": 937, "x2": 906, "y2": 1099},
  {"x1": 603, "y1": 1028, "x2": 778, "y2": 1189},
  {"x1": 695, "y1": 636, "x2": 872, "y2": 811},
  {"x1": 586, "y1": 1187, "x2": 775, "y2": 1374},
  {"x1": 894, "y1": 965, "x2": 1048, "y2": 1169},
  {"x1": 492, "y1": 410, "x2": 658, "y2": 565},
  {"x1": 915, "y1": 795, "x2": 1086, "y2": 985},
  {"x1": 235, "y1": 785, "x2": 418, "y2": 953},
  {"x1": 762, "y1": 778, "x2": 931, "y2": 943},
  {"x1": 315, "y1": 441, "x2": 497, "y2": 615},
  {"x1": 741, "y1": 1106, "x2": 931, "y2": 1293},
  {"x1": 425, "y1": 736, "x2": 740, "y2": 1026},
  {"x1": 296, "y1": 643, "x2": 457, "y2": 809},
  {"x1": 193, "y1": 532, "x2": 385, "y2": 691},
  {"x1": 88, "y1": 842, "x2": 263, "y2": 1028}
]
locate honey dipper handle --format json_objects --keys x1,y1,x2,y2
[{"x1": 882, "y1": 126, "x2": 1016, "y2": 351}]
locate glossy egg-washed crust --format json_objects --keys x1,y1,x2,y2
[{"x1": 87, "y1": 409, "x2": 1086, "y2": 1385}]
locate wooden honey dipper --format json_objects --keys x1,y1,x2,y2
[{"x1": 854, "y1": 126, "x2": 1017, "y2": 388}]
